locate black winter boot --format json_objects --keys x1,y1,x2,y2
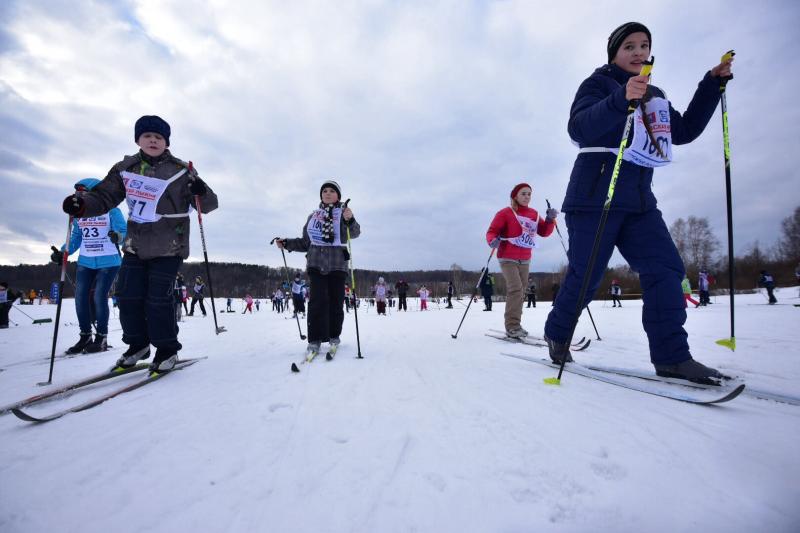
[
  {"x1": 654, "y1": 358, "x2": 729, "y2": 385},
  {"x1": 66, "y1": 333, "x2": 93, "y2": 354},
  {"x1": 84, "y1": 334, "x2": 108, "y2": 353}
]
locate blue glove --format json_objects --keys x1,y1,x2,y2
[{"x1": 489, "y1": 237, "x2": 501, "y2": 249}]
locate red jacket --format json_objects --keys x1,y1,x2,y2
[{"x1": 486, "y1": 206, "x2": 555, "y2": 261}]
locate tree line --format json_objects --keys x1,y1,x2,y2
[{"x1": 2, "y1": 205, "x2": 797, "y2": 300}]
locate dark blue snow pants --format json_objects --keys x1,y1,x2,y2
[{"x1": 544, "y1": 208, "x2": 690, "y2": 365}]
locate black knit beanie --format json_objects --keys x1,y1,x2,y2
[
  {"x1": 320, "y1": 180, "x2": 341, "y2": 201},
  {"x1": 607, "y1": 22, "x2": 651, "y2": 63},
  {"x1": 134, "y1": 115, "x2": 171, "y2": 146}
]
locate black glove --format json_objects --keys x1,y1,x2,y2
[
  {"x1": 189, "y1": 179, "x2": 207, "y2": 195},
  {"x1": 50, "y1": 246, "x2": 63, "y2": 266},
  {"x1": 108, "y1": 230, "x2": 122, "y2": 244},
  {"x1": 62, "y1": 194, "x2": 85, "y2": 216}
]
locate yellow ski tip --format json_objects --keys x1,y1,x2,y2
[
  {"x1": 543, "y1": 377, "x2": 561, "y2": 386},
  {"x1": 715, "y1": 337, "x2": 736, "y2": 351}
]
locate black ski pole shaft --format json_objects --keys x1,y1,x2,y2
[
  {"x1": 193, "y1": 192, "x2": 223, "y2": 335},
  {"x1": 550, "y1": 59, "x2": 653, "y2": 383},
  {"x1": 41, "y1": 216, "x2": 73, "y2": 386},
  {"x1": 451, "y1": 247, "x2": 496, "y2": 339},
  {"x1": 270, "y1": 237, "x2": 307, "y2": 341},
  {"x1": 716, "y1": 50, "x2": 736, "y2": 351},
  {"x1": 12, "y1": 305, "x2": 35, "y2": 321},
  {"x1": 343, "y1": 199, "x2": 362, "y2": 358},
  {"x1": 547, "y1": 199, "x2": 602, "y2": 341}
]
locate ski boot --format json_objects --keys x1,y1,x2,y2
[
  {"x1": 149, "y1": 349, "x2": 178, "y2": 375},
  {"x1": 66, "y1": 332, "x2": 93, "y2": 354},
  {"x1": 326, "y1": 338, "x2": 340, "y2": 361},
  {"x1": 84, "y1": 333, "x2": 108, "y2": 353},
  {"x1": 112, "y1": 345, "x2": 150, "y2": 371},
  {"x1": 654, "y1": 358, "x2": 728, "y2": 385},
  {"x1": 544, "y1": 334, "x2": 573, "y2": 364},
  {"x1": 505, "y1": 328, "x2": 526, "y2": 339}
]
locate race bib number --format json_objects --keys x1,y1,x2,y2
[
  {"x1": 624, "y1": 97, "x2": 673, "y2": 168},
  {"x1": 77, "y1": 215, "x2": 117, "y2": 257},
  {"x1": 504, "y1": 214, "x2": 538, "y2": 249},
  {"x1": 120, "y1": 169, "x2": 186, "y2": 223},
  {"x1": 307, "y1": 208, "x2": 343, "y2": 247}
]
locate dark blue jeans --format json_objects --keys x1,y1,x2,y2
[
  {"x1": 75, "y1": 265, "x2": 119, "y2": 335},
  {"x1": 544, "y1": 209, "x2": 688, "y2": 365},
  {"x1": 116, "y1": 254, "x2": 183, "y2": 352}
]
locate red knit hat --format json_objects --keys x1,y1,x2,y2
[{"x1": 510, "y1": 183, "x2": 532, "y2": 199}]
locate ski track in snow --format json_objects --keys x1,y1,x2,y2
[{"x1": 1, "y1": 291, "x2": 800, "y2": 532}]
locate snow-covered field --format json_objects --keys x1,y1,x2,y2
[{"x1": 1, "y1": 289, "x2": 799, "y2": 533}]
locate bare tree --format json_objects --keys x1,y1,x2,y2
[
  {"x1": 778, "y1": 206, "x2": 800, "y2": 263},
  {"x1": 669, "y1": 216, "x2": 719, "y2": 271},
  {"x1": 450, "y1": 263, "x2": 464, "y2": 295}
]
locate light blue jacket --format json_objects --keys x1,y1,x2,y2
[{"x1": 61, "y1": 178, "x2": 127, "y2": 269}]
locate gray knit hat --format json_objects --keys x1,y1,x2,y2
[{"x1": 607, "y1": 22, "x2": 651, "y2": 63}]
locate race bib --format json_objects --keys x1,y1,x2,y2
[
  {"x1": 120, "y1": 169, "x2": 187, "y2": 223},
  {"x1": 307, "y1": 207, "x2": 343, "y2": 247},
  {"x1": 623, "y1": 97, "x2": 673, "y2": 168},
  {"x1": 503, "y1": 213, "x2": 538, "y2": 249},
  {"x1": 77, "y1": 215, "x2": 118, "y2": 257}
]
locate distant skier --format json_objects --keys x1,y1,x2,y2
[
  {"x1": 682, "y1": 276, "x2": 699, "y2": 308},
  {"x1": 53, "y1": 177, "x2": 127, "y2": 354},
  {"x1": 479, "y1": 271, "x2": 495, "y2": 311},
  {"x1": 759, "y1": 270, "x2": 778, "y2": 304},
  {"x1": 610, "y1": 280, "x2": 623, "y2": 307},
  {"x1": 226, "y1": 297, "x2": 233, "y2": 312},
  {"x1": 526, "y1": 281, "x2": 537, "y2": 308},
  {"x1": 189, "y1": 276, "x2": 207, "y2": 317},
  {"x1": 274, "y1": 180, "x2": 360, "y2": 358},
  {"x1": 242, "y1": 294, "x2": 253, "y2": 314},
  {"x1": 486, "y1": 183, "x2": 556, "y2": 338},
  {"x1": 255, "y1": 299, "x2": 260, "y2": 311},
  {"x1": 374, "y1": 277, "x2": 388, "y2": 315},
  {"x1": 446, "y1": 281, "x2": 454, "y2": 308},
  {"x1": 417, "y1": 285, "x2": 430, "y2": 310},
  {"x1": 698, "y1": 269, "x2": 711, "y2": 306},
  {"x1": 395, "y1": 279, "x2": 409, "y2": 311},
  {"x1": 291, "y1": 274, "x2": 307, "y2": 318}
]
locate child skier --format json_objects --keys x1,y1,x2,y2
[
  {"x1": 374, "y1": 277, "x2": 388, "y2": 315},
  {"x1": 243, "y1": 294, "x2": 253, "y2": 314},
  {"x1": 610, "y1": 280, "x2": 623, "y2": 307},
  {"x1": 291, "y1": 274, "x2": 306, "y2": 318},
  {"x1": 486, "y1": 183, "x2": 557, "y2": 338},
  {"x1": 417, "y1": 285, "x2": 429, "y2": 310},
  {"x1": 189, "y1": 276, "x2": 207, "y2": 317},
  {"x1": 274, "y1": 180, "x2": 360, "y2": 359},
  {"x1": 54, "y1": 178, "x2": 127, "y2": 353},
  {"x1": 61, "y1": 115, "x2": 218, "y2": 373},
  {"x1": 682, "y1": 276, "x2": 700, "y2": 308},
  {"x1": 542, "y1": 22, "x2": 732, "y2": 383}
]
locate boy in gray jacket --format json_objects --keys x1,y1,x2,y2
[{"x1": 62, "y1": 115, "x2": 218, "y2": 373}]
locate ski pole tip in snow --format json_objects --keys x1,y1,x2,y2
[
  {"x1": 543, "y1": 377, "x2": 561, "y2": 386},
  {"x1": 715, "y1": 337, "x2": 736, "y2": 351}
]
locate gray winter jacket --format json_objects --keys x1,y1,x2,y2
[
  {"x1": 81, "y1": 150, "x2": 218, "y2": 260},
  {"x1": 284, "y1": 207, "x2": 361, "y2": 274}
]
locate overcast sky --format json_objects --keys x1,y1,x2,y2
[{"x1": 1, "y1": 1, "x2": 798, "y2": 274}]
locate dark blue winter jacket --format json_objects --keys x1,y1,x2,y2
[{"x1": 562, "y1": 64, "x2": 722, "y2": 213}]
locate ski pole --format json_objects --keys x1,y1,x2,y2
[
  {"x1": 343, "y1": 199, "x2": 363, "y2": 359},
  {"x1": 546, "y1": 199, "x2": 602, "y2": 341},
  {"x1": 546, "y1": 58, "x2": 654, "y2": 385},
  {"x1": 41, "y1": 216, "x2": 73, "y2": 386},
  {"x1": 189, "y1": 163, "x2": 225, "y2": 335},
  {"x1": 715, "y1": 50, "x2": 736, "y2": 351},
  {"x1": 451, "y1": 247, "x2": 496, "y2": 339},
  {"x1": 270, "y1": 237, "x2": 307, "y2": 341}
]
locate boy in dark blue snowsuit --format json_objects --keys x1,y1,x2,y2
[{"x1": 543, "y1": 22, "x2": 733, "y2": 382}]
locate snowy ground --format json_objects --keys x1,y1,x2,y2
[{"x1": 1, "y1": 288, "x2": 799, "y2": 533}]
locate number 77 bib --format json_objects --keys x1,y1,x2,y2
[{"x1": 120, "y1": 169, "x2": 187, "y2": 223}]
